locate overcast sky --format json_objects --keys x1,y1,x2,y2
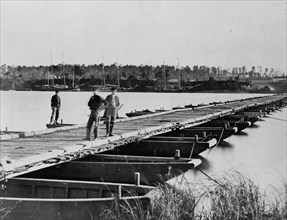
[{"x1": 1, "y1": 1, "x2": 286, "y2": 72}]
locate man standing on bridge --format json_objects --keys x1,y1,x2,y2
[
  {"x1": 105, "y1": 87, "x2": 120, "y2": 137},
  {"x1": 50, "y1": 90, "x2": 61, "y2": 124},
  {"x1": 85, "y1": 88, "x2": 106, "y2": 140}
]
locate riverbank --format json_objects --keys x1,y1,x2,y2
[{"x1": 1, "y1": 78, "x2": 286, "y2": 93}]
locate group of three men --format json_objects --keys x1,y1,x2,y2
[{"x1": 50, "y1": 87, "x2": 120, "y2": 140}]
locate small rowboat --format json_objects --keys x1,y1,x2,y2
[
  {"x1": 21, "y1": 155, "x2": 200, "y2": 186},
  {"x1": 0, "y1": 177, "x2": 153, "y2": 220},
  {"x1": 172, "y1": 106, "x2": 185, "y2": 110},
  {"x1": 209, "y1": 101, "x2": 224, "y2": 106},
  {"x1": 126, "y1": 109, "x2": 155, "y2": 117},
  {"x1": 184, "y1": 103, "x2": 208, "y2": 109},
  {"x1": 46, "y1": 123, "x2": 75, "y2": 128}
]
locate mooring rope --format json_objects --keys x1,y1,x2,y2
[
  {"x1": 206, "y1": 128, "x2": 225, "y2": 155},
  {"x1": 215, "y1": 128, "x2": 224, "y2": 148},
  {"x1": 195, "y1": 167, "x2": 223, "y2": 186},
  {"x1": 188, "y1": 142, "x2": 196, "y2": 159}
]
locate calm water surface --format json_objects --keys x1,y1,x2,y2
[
  {"x1": 181, "y1": 107, "x2": 286, "y2": 192},
  {"x1": 1, "y1": 91, "x2": 267, "y2": 131},
  {"x1": 1, "y1": 91, "x2": 286, "y2": 192}
]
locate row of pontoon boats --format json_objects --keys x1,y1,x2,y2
[{"x1": 1, "y1": 97, "x2": 286, "y2": 220}]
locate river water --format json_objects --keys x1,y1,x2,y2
[{"x1": 0, "y1": 91, "x2": 286, "y2": 192}]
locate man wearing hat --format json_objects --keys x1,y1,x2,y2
[
  {"x1": 85, "y1": 88, "x2": 106, "y2": 140},
  {"x1": 105, "y1": 87, "x2": 120, "y2": 137}
]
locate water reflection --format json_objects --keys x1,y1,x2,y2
[
  {"x1": 234, "y1": 131, "x2": 248, "y2": 136},
  {"x1": 1, "y1": 91, "x2": 268, "y2": 131},
  {"x1": 249, "y1": 124, "x2": 260, "y2": 128},
  {"x1": 194, "y1": 155, "x2": 211, "y2": 170},
  {"x1": 184, "y1": 107, "x2": 287, "y2": 193},
  {"x1": 217, "y1": 140, "x2": 234, "y2": 149}
]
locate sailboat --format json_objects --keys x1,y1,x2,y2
[
  {"x1": 71, "y1": 67, "x2": 80, "y2": 91},
  {"x1": 9, "y1": 81, "x2": 16, "y2": 91},
  {"x1": 52, "y1": 52, "x2": 69, "y2": 90},
  {"x1": 34, "y1": 53, "x2": 80, "y2": 91},
  {"x1": 89, "y1": 64, "x2": 119, "y2": 91}
]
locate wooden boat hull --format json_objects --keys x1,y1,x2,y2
[
  {"x1": 242, "y1": 111, "x2": 266, "y2": 118},
  {"x1": 165, "y1": 127, "x2": 234, "y2": 142},
  {"x1": 244, "y1": 108, "x2": 265, "y2": 113},
  {"x1": 109, "y1": 138, "x2": 217, "y2": 158},
  {"x1": 233, "y1": 113, "x2": 260, "y2": 125},
  {"x1": 206, "y1": 120, "x2": 250, "y2": 133},
  {"x1": 21, "y1": 161, "x2": 195, "y2": 185},
  {"x1": 219, "y1": 115, "x2": 254, "y2": 127},
  {"x1": 78, "y1": 154, "x2": 200, "y2": 164},
  {"x1": 192, "y1": 126, "x2": 235, "y2": 141},
  {"x1": 200, "y1": 121, "x2": 238, "y2": 133},
  {"x1": 245, "y1": 107, "x2": 271, "y2": 114},
  {"x1": 218, "y1": 120, "x2": 250, "y2": 132},
  {"x1": 265, "y1": 107, "x2": 276, "y2": 111},
  {"x1": 0, "y1": 178, "x2": 152, "y2": 220},
  {"x1": 147, "y1": 136, "x2": 218, "y2": 148}
]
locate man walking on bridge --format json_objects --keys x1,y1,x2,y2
[
  {"x1": 85, "y1": 88, "x2": 106, "y2": 140},
  {"x1": 50, "y1": 90, "x2": 61, "y2": 124},
  {"x1": 105, "y1": 87, "x2": 120, "y2": 137}
]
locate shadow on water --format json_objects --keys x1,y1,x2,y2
[
  {"x1": 249, "y1": 124, "x2": 260, "y2": 128},
  {"x1": 193, "y1": 155, "x2": 211, "y2": 171},
  {"x1": 217, "y1": 140, "x2": 234, "y2": 149},
  {"x1": 234, "y1": 131, "x2": 248, "y2": 136}
]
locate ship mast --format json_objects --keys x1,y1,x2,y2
[
  {"x1": 117, "y1": 64, "x2": 120, "y2": 89},
  {"x1": 178, "y1": 62, "x2": 181, "y2": 89},
  {"x1": 62, "y1": 51, "x2": 66, "y2": 86},
  {"x1": 103, "y1": 64, "x2": 105, "y2": 87},
  {"x1": 72, "y1": 68, "x2": 75, "y2": 88},
  {"x1": 50, "y1": 52, "x2": 54, "y2": 86},
  {"x1": 47, "y1": 57, "x2": 50, "y2": 86},
  {"x1": 163, "y1": 61, "x2": 166, "y2": 90}
]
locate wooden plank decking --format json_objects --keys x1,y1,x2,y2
[{"x1": 0, "y1": 94, "x2": 285, "y2": 179}]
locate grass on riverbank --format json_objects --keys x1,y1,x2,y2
[{"x1": 100, "y1": 172, "x2": 287, "y2": 220}]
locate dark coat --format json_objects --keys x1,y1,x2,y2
[
  {"x1": 51, "y1": 94, "x2": 61, "y2": 108},
  {"x1": 88, "y1": 95, "x2": 106, "y2": 111}
]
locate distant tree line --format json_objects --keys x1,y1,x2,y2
[{"x1": 0, "y1": 63, "x2": 284, "y2": 90}]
